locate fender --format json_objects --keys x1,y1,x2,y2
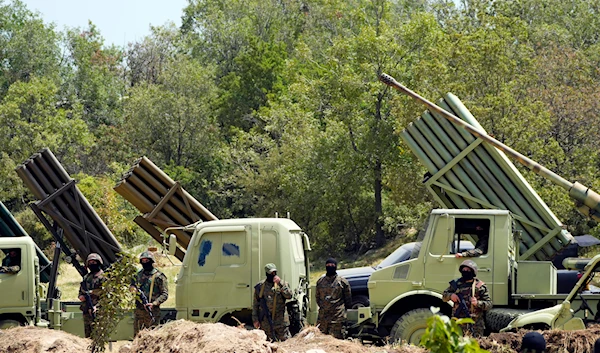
[
  {"x1": 500, "y1": 304, "x2": 560, "y2": 332},
  {"x1": 380, "y1": 290, "x2": 451, "y2": 317}
]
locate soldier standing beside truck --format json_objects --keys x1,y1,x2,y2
[
  {"x1": 131, "y1": 251, "x2": 168, "y2": 335},
  {"x1": 442, "y1": 260, "x2": 492, "y2": 337},
  {"x1": 316, "y1": 258, "x2": 352, "y2": 339},
  {"x1": 252, "y1": 263, "x2": 292, "y2": 342},
  {"x1": 78, "y1": 253, "x2": 105, "y2": 338}
]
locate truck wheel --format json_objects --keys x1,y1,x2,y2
[
  {"x1": 287, "y1": 302, "x2": 305, "y2": 336},
  {"x1": 390, "y1": 308, "x2": 433, "y2": 345},
  {"x1": 485, "y1": 308, "x2": 527, "y2": 332},
  {"x1": 0, "y1": 319, "x2": 21, "y2": 329},
  {"x1": 351, "y1": 295, "x2": 370, "y2": 309}
]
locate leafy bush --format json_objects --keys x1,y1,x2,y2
[{"x1": 420, "y1": 307, "x2": 489, "y2": 353}]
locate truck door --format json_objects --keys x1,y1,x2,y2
[
  {"x1": 187, "y1": 226, "x2": 251, "y2": 322},
  {"x1": 0, "y1": 246, "x2": 30, "y2": 309},
  {"x1": 423, "y1": 216, "x2": 494, "y2": 300}
]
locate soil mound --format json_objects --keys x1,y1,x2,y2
[
  {"x1": 0, "y1": 326, "x2": 90, "y2": 353},
  {"x1": 478, "y1": 327, "x2": 600, "y2": 353},
  {"x1": 121, "y1": 321, "x2": 426, "y2": 353}
]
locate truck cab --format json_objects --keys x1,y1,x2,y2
[
  {"x1": 173, "y1": 218, "x2": 313, "y2": 330},
  {"x1": 0, "y1": 237, "x2": 38, "y2": 328}
]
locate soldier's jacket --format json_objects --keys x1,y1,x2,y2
[
  {"x1": 316, "y1": 274, "x2": 352, "y2": 318},
  {"x1": 0, "y1": 256, "x2": 20, "y2": 274},
  {"x1": 133, "y1": 268, "x2": 168, "y2": 309},
  {"x1": 79, "y1": 270, "x2": 105, "y2": 312},
  {"x1": 460, "y1": 237, "x2": 488, "y2": 257},
  {"x1": 442, "y1": 277, "x2": 492, "y2": 319},
  {"x1": 252, "y1": 279, "x2": 292, "y2": 324}
]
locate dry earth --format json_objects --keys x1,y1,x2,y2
[{"x1": 2, "y1": 321, "x2": 600, "y2": 353}]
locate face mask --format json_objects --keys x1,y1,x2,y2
[
  {"x1": 142, "y1": 262, "x2": 154, "y2": 272},
  {"x1": 266, "y1": 273, "x2": 275, "y2": 282},
  {"x1": 326, "y1": 266, "x2": 337, "y2": 276},
  {"x1": 461, "y1": 270, "x2": 475, "y2": 281},
  {"x1": 88, "y1": 264, "x2": 101, "y2": 273}
]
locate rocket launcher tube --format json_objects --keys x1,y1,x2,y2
[{"x1": 380, "y1": 73, "x2": 600, "y2": 223}]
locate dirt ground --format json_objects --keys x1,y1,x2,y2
[{"x1": 3, "y1": 321, "x2": 600, "y2": 353}]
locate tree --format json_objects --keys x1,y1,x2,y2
[
  {"x1": 0, "y1": 77, "x2": 92, "y2": 201},
  {"x1": 0, "y1": 0, "x2": 61, "y2": 97}
]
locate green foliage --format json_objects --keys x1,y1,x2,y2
[
  {"x1": 90, "y1": 252, "x2": 138, "y2": 353},
  {"x1": 75, "y1": 173, "x2": 148, "y2": 247},
  {"x1": 420, "y1": 309, "x2": 489, "y2": 353}
]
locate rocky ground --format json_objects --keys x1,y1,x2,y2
[{"x1": 2, "y1": 321, "x2": 600, "y2": 353}]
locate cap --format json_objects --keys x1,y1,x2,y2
[
  {"x1": 264, "y1": 263, "x2": 277, "y2": 274},
  {"x1": 326, "y1": 258, "x2": 337, "y2": 266}
]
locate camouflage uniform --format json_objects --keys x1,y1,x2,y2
[
  {"x1": 132, "y1": 252, "x2": 168, "y2": 336},
  {"x1": 459, "y1": 236, "x2": 489, "y2": 257},
  {"x1": 442, "y1": 260, "x2": 492, "y2": 337},
  {"x1": 78, "y1": 253, "x2": 105, "y2": 338},
  {"x1": 252, "y1": 264, "x2": 292, "y2": 342},
  {"x1": 0, "y1": 249, "x2": 21, "y2": 274},
  {"x1": 316, "y1": 273, "x2": 352, "y2": 339}
]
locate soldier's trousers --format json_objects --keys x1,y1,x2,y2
[
  {"x1": 134, "y1": 306, "x2": 161, "y2": 336},
  {"x1": 83, "y1": 313, "x2": 94, "y2": 338},
  {"x1": 259, "y1": 318, "x2": 291, "y2": 342},
  {"x1": 317, "y1": 314, "x2": 344, "y2": 339},
  {"x1": 460, "y1": 315, "x2": 485, "y2": 337}
]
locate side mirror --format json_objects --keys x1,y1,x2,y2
[{"x1": 168, "y1": 234, "x2": 177, "y2": 256}]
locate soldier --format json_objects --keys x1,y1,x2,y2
[
  {"x1": 316, "y1": 258, "x2": 352, "y2": 339},
  {"x1": 455, "y1": 226, "x2": 488, "y2": 258},
  {"x1": 131, "y1": 251, "x2": 168, "y2": 336},
  {"x1": 78, "y1": 253, "x2": 105, "y2": 338},
  {"x1": 442, "y1": 260, "x2": 492, "y2": 337},
  {"x1": 252, "y1": 263, "x2": 292, "y2": 342},
  {"x1": 0, "y1": 248, "x2": 21, "y2": 274}
]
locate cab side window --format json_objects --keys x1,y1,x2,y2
[
  {"x1": 453, "y1": 219, "x2": 491, "y2": 257},
  {"x1": 0, "y1": 248, "x2": 22, "y2": 274}
]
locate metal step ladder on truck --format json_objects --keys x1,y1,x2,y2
[{"x1": 329, "y1": 74, "x2": 600, "y2": 344}]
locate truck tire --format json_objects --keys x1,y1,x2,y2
[
  {"x1": 0, "y1": 319, "x2": 21, "y2": 329},
  {"x1": 485, "y1": 308, "x2": 527, "y2": 332},
  {"x1": 351, "y1": 295, "x2": 370, "y2": 309},
  {"x1": 390, "y1": 308, "x2": 433, "y2": 345}
]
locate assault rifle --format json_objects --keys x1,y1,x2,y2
[
  {"x1": 82, "y1": 281, "x2": 96, "y2": 320},
  {"x1": 137, "y1": 288, "x2": 156, "y2": 323},
  {"x1": 259, "y1": 296, "x2": 277, "y2": 340},
  {"x1": 449, "y1": 279, "x2": 472, "y2": 319}
]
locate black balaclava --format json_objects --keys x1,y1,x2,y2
[
  {"x1": 266, "y1": 273, "x2": 276, "y2": 282},
  {"x1": 325, "y1": 258, "x2": 337, "y2": 276},
  {"x1": 142, "y1": 261, "x2": 154, "y2": 272},
  {"x1": 88, "y1": 263, "x2": 101, "y2": 273},
  {"x1": 460, "y1": 268, "x2": 475, "y2": 281}
]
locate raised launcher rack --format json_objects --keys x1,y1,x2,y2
[
  {"x1": 396, "y1": 91, "x2": 573, "y2": 261},
  {"x1": 16, "y1": 148, "x2": 122, "y2": 276},
  {"x1": 114, "y1": 156, "x2": 218, "y2": 261},
  {"x1": 0, "y1": 201, "x2": 52, "y2": 282}
]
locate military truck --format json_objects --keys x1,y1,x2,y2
[
  {"x1": 336, "y1": 73, "x2": 600, "y2": 343},
  {"x1": 2, "y1": 148, "x2": 314, "y2": 338}
]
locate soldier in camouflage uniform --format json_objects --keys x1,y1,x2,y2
[
  {"x1": 0, "y1": 248, "x2": 21, "y2": 274},
  {"x1": 252, "y1": 263, "x2": 292, "y2": 342},
  {"x1": 316, "y1": 258, "x2": 352, "y2": 339},
  {"x1": 455, "y1": 226, "x2": 488, "y2": 258},
  {"x1": 131, "y1": 251, "x2": 168, "y2": 336},
  {"x1": 78, "y1": 253, "x2": 105, "y2": 338},
  {"x1": 442, "y1": 260, "x2": 492, "y2": 337}
]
